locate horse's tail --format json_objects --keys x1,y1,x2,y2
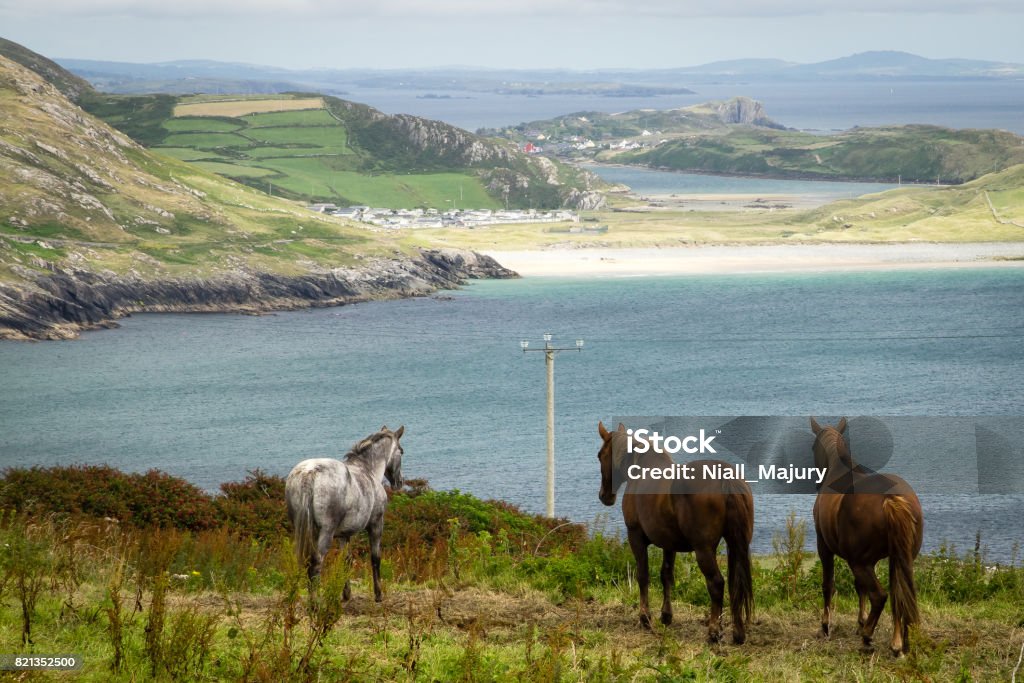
[
  {"x1": 724, "y1": 489, "x2": 755, "y2": 629},
  {"x1": 287, "y1": 474, "x2": 318, "y2": 576},
  {"x1": 883, "y1": 495, "x2": 920, "y2": 627}
]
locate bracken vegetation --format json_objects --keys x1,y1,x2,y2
[{"x1": 0, "y1": 465, "x2": 1022, "y2": 680}]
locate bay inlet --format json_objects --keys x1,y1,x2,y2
[{"x1": 1, "y1": 269, "x2": 1022, "y2": 561}]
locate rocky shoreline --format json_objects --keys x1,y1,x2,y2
[{"x1": 0, "y1": 248, "x2": 516, "y2": 341}]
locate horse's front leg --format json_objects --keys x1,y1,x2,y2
[
  {"x1": 695, "y1": 546, "x2": 725, "y2": 644},
  {"x1": 627, "y1": 529, "x2": 652, "y2": 629},
  {"x1": 659, "y1": 550, "x2": 676, "y2": 626},
  {"x1": 368, "y1": 516, "x2": 385, "y2": 603}
]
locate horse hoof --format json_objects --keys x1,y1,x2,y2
[
  {"x1": 374, "y1": 594, "x2": 383, "y2": 603},
  {"x1": 661, "y1": 612, "x2": 673, "y2": 626},
  {"x1": 890, "y1": 648, "x2": 904, "y2": 659},
  {"x1": 820, "y1": 624, "x2": 830, "y2": 638},
  {"x1": 342, "y1": 585, "x2": 352, "y2": 602},
  {"x1": 639, "y1": 614, "x2": 652, "y2": 630},
  {"x1": 706, "y1": 631, "x2": 722, "y2": 644},
  {"x1": 732, "y1": 632, "x2": 746, "y2": 645}
]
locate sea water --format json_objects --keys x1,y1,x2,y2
[{"x1": 1, "y1": 269, "x2": 1022, "y2": 560}]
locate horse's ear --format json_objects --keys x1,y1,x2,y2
[
  {"x1": 395, "y1": 425, "x2": 405, "y2": 439},
  {"x1": 837, "y1": 417, "x2": 847, "y2": 434},
  {"x1": 598, "y1": 421, "x2": 609, "y2": 440},
  {"x1": 810, "y1": 417, "x2": 822, "y2": 435},
  {"x1": 381, "y1": 424, "x2": 388, "y2": 431},
  {"x1": 616, "y1": 422, "x2": 626, "y2": 432}
]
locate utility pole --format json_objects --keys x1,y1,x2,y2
[{"x1": 521, "y1": 333, "x2": 584, "y2": 517}]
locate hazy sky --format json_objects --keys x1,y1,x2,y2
[{"x1": 2, "y1": 0, "x2": 1022, "y2": 69}]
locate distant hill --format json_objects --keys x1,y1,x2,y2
[
  {"x1": 784, "y1": 51, "x2": 1024, "y2": 78},
  {"x1": 673, "y1": 58, "x2": 798, "y2": 75},
  {"x1": 54, "y1": 51, "x2": 1024, "y2": 100},
  {"x1": 612, "y1": 123, "x2": 1024, "y2": 184}
]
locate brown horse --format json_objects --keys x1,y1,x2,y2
[
  {"x1": 810, "y1": 417, "x2": 924, "y2": 656},
  {"x1": 597, "y1": 421, "x2": 754, "y2": 644}
]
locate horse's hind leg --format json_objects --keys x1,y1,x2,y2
[
  {"x1": 627, "y1": 529, "x2": 653, "y2": 629},
  {"x1": 851, "y1": 563, "x2": 887, "y2": 650},
  {"x1": 659, "y1": 551, "x2": 675, "y2": 626},
  {"x1": 368, "y1": 516, "x2": 384, "y2": 603},
  {"x1": 818, "y1": 534, "x2": 835, "y2": 637},
  {"x1": 309, "y1": 527, "x2": 335, "y2": 583},
  {"x1": 694, "y1": 547, "x2": 725, "y2": 644}
]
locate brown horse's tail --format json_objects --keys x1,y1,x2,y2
[
  {"x1": 883, "y1": 495, "x2": 920, "y2": 627},
  {"x1": 725, "y1": 491, "x2": 754, "y2": 628}
]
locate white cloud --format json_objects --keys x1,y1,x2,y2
[{"x1": 2, "y1": 0, "x2": 1021, "y2": 19}]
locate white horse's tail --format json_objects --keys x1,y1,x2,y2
[{"x1": 286, "y1": 473, "x2": 318, "y2": 576}]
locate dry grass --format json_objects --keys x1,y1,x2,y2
[
  {"x1": 164, "y1": 583, "x2": 1023, "y2": 681},
  {"x1": 172, "y1": 98, "x2": 324, "y2": 118}
]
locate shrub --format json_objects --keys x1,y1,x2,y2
[
  {"x1": 214, "y1": 470, "x2": 289, "y2": 540},
  {"x1": 0, "y1": 465, "x2": 217, "y2": 531}
]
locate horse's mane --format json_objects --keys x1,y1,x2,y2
[
  {"x1": 821, "y1": 428, "x2": 856, "y2": 470},
  {"x1": 346, "y1": 430, "x2": 393, "y2": 461}
]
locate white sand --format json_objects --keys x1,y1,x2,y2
[{"x1": 483, "y1": 243, "x2": 1024, "y2": 277}]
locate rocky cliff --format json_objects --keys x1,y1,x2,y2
[
  {"x1": 0, "y1": 248, "x2": 515, "y2": 341},
  {"x1": 714, "y1": 96, "x2": 775, "y2": 127}
]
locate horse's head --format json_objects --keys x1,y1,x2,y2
[
  {"x1": 380, "y1": 424, "x2": 405, "y2": 490},
  {"x1": 810, "y1": 416, "x2": 849, "y2": 474},
  {"x1": 597, "y1": 421, "x2": 628, "y2": 506}
]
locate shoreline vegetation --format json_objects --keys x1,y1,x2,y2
[{"x1": 0, "y1": 465, "x2": 1021, "y2": 681}]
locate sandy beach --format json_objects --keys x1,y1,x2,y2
[
  {"x1": 625, "y1": 192, "x2": 838, "y2": 211},
  {"x1": 483, "y1": 243, "x2": 1024, "y2": 277}
]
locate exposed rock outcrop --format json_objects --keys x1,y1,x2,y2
[
  {"x1": 0, "y1": 249, "x2": 516, "y2": 341},
  {"x1": 714, "y1": 97, "x2": 781, "y2": 128},
  {"x1": 562, "y1": 189, "x2": 607, "y2": 211}
]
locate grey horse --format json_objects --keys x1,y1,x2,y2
[{"x1": 285, "y1": 425, "x2": 405, "y2": 601}]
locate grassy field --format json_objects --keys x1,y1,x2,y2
[
  {"x1": 140, "y1": 98, "x2": 500, "y2": 208},
  {"x1": 405, "y1": 165, "x2": 1024, "y2": 251},
  {"x1": 172, "y1": 97, "x2": 325, "y2": 118},
  {"x1": 0, "y1": 468, "x2": 1021, "y2": 682}
]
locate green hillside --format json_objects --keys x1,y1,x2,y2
[
  {"x1": 0, "y1": 53, "x2": 403, "y2": 281},
  {"x1": 784, "y1": 163, "x2": 1024, "y2": 240},
  {"x1": 0, "y1": 36, "x2": 95, "y2": 102},
  {"x1": 495, "y1": 98, "x2": 1024, "y2": 185},
  {"x1": 616, "y1": 124, "x2": 1024, "y2": 184},
  {"x1": 79, "y1": 91, "x2": 602, "y2": 210}
]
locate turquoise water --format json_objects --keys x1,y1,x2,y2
[
  {"x1": 2, "y1": 269, "x2": 1023, "y2": 560},
  {"x1": 581, "y1": 163, "x2": 899, "y2": 200}
]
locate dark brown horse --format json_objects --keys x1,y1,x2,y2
[
  {"x1": 597, "y1": 421, "x2": 754, "y2": 644},
  {"x1": 810, "y1": 417, "x2": 924, "y2": 656}
]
